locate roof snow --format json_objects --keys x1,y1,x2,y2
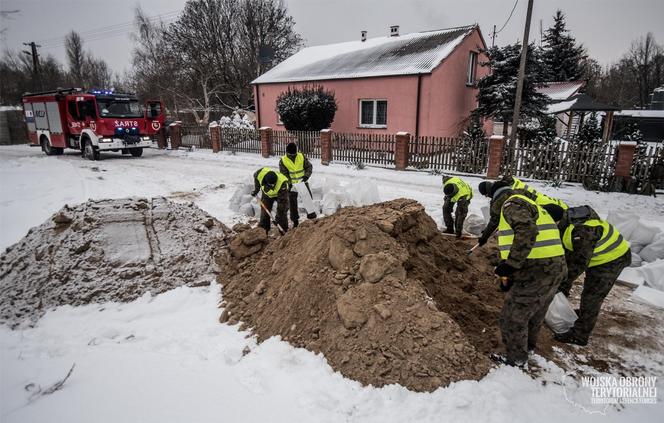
[
  {"x1": 252, "y1": 25, "x2": 477, "y2": 84},
  {"x1": 615, "y1": 110, "x2": 664, "y2": 118},
  {"x1": 537, "y1": 81, "x2": 585, "y2": 101}
]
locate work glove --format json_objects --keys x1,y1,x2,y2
[
  {"x1": 494, "y1": 261, "x2": 516, "y2": 277},
  {"x1": 499, "y1": 277, "x2": 512, "y2": 292},
  {"x1": 250, "y1": 190, "x2": 259, "y2": 197},
  {"x1": 302, "y1": 176, "x2": 309, "y2": 183}
]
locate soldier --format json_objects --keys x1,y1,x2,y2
[
  {"x1": 250, "y1": 167, "x2": 290, "y2": 234},
  {"x1": 542, "y1": 204, "x2": 631, "y2": 346},
  {"x1": 442, "y1": 175, "x2": 473, "y2": 238},
  {"x1": 279, "y1": 142, "x2": 315, "y2": 226},
  {"x1": 491, "y1": 189, "x2": 567, "y2": 367},
  {"x1": 476, "y1": 180, "x2": 514, "y2": 247},
  {"x1": 503, "y1": 175, "x2": 569, "y2": 210}
]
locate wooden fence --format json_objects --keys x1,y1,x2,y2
[
  {"x1": 272, "y1": 130, "x2": 321, "y2": 158},
  {"x1": 331, "y1": 132, "x2": 396, "y2": 167},
  {"x1": 410, "y1": 136, "x2": 488, "y2": 173},
  {"x1": 220, "y1": 128, "x2": 261, "y2": 153}
]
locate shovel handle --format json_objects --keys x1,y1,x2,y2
[{"x1": 257, "y1": 196, "x2": 286, "y2": 235}]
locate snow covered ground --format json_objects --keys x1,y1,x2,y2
[{"x1": 1, "y1": 145, "x2": 663, "y2": 422}]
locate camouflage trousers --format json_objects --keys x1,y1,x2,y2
[
  {"x1": 259, "y1": 192, "x2": 289, "y2": 233},
  {"x1": 566, "y1": 250, "x2": 631, "y2": 343},
  {"x1": 442, "y1": 197, "x2": 469, "y2": 235},
  {"x1": 288, "y1": 191, "x2": 299, "y2": 226},
  {"x1": 500, "y1": 256, "x2": 567, "y2": 363}
]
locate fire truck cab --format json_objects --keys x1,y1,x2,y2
[{"x1": 22, "y1": 88, "x2": 164, "y2": 160}]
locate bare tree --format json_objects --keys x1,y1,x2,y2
[
  {"x1": 65, "y1": 31, "x2": 85, "y2": 86},
  {"x1": 628, "y1": 33, "x2": 662, "y2": 107}
]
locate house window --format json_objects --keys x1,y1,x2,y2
[
  {"x1": 467, "y1": 51, "x2": 478, "y2": 85},
  {"x1": 359, "y1": 99, "x2": 387, "y2": 128}
]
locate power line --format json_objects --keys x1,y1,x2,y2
[
  {"x1": 35, "y1": 10, "x2": 180, "y2": 49},
  {"x1": 491, "y1": 0, "x2": 520, "y2": 45}
]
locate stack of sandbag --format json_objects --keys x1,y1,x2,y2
[{"x1": 608, "y1": 210, "x2": 664, "y2": 293}]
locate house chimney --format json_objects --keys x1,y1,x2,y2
[
  {"x1": 361, "y1": 30, "x2": 367, "y2": 42},
  {"x1": 390, "y1": 25, "x2": 399, "y2": 37}
]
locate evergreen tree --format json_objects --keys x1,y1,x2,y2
[
  {"x1": 575, "y1": 112, "x2": 602, "y2": 144},
  {"x1": 541, "y1": 10, "x2": 587, "y2": 81},
  {"x1": 475, "y1": 43, "x2": 550, "y2": 137},
  {"x1": 276, "y1": 85, "x2": 337, "y2": 131}
]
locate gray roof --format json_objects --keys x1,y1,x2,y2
[{"x1": 252, "y1": 25, "x2": 477, "y2": 84}]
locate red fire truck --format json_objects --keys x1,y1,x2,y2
[{"x1": 22, "y1": 88, "x2": 164, "y2": 160}]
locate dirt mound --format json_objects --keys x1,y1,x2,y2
[
  {"x1": 218, "y1": 198, "x2": 520, "y2": 392},
  {"x1": 0, "y1": 197, "x2": 231, "y2": 327}
]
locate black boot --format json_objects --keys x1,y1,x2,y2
[
  {"x1": 443, "y1": 227, "x2": 454, "y2": 234},
  {"x1": 489, "y1": 353, "x2": 526, "y2": 368},
  {"x1": 292, "y1": 220, "x2": 299, "y2": 228},
  {"x1": 554, "y1": 330, "x2": 588, "y2": 346}
]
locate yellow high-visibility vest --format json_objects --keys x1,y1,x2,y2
[
  {"x1": 497, "y1": 194, "x2": 565, "y2": 260},
  {"x1": 510, "y1": 177, "x2": 535, "y2": 193},
  {"x1": 512, "y1": 177, "x2": 568, "y2": 210},
  {"x1": 443, "y1": 176, "x2": 473, "y2": 202},
  {"x1": 257, "y1": 167, "x2": 289, "y2": 198},
  {"x1": 281, "y1": 152, "x2": 305, "y2": 183},
  {"x1": 562, "y1": 219, "x2": 630, "y2": 267}
]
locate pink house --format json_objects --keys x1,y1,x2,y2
[{"x1": 252, "y1": 25, "x2": 490, "y2": 137}]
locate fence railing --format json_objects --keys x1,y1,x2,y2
[
  {"x1": 500, "y1": 140, "x2": 620, "y2": 186},
  {"x1": 180, "y1": 124, "x2": 211, "y2": 149},
  {"x1": 272, "y1": 130, "x2": 321, "y2": 158},
  {"x1": 632, "y1": 142, "x2": 664, "y2": 188},
  {"x1": 332, "y1": 132, "x2": 396, "y2": 167},
  {"x1": 221, "y1": 128, "x2": 261, "y2": 153},
  {"x1": 410, "y1": 136, "x2": 488, "y2": 174}
]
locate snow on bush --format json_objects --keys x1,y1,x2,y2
[{"x1": 217, "y1": 112, "x2": 254, "y2": 129}]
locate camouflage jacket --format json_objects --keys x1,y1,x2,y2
[
  {"x1": 501, "y1": 196, "x2": 540, "y2": 269},
  {"x1": 557, "y1": 207, "x2": 602, "y2": 282},
  {"x1": 278, "y1": 155, "x2": 313, "y2": 183},
  {"x1": 479, "y1": 187, "x2": 536, "y2": 243}
]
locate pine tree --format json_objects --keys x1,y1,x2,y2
[
  {"x1": 276, "y1": 85, "x2": 337, "y2": 131},
  {"x1": 475, "y1": 43, "x2": 550, "y2": 137},
  {"x1": 541, "y1": 10, "x2": 587, "y2": 81},
  {"x1": 575, "y1": 112, "x2": 602, "y2": 144}
]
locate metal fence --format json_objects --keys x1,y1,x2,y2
[
  {"x1": 409, "y1": 136, "x2": 488, "y2": 174},
  {"x1": 221, "y1": 128, "x2": 261, "y2": 153},
  {"x1": 180, "y1": 124, "x2": 211, "y2": 149},
  {"x1": 500, "y1": 140, "x2": 619, "y2": 186},
  {"x1": 331, "y1": 132, "x2": 396, "y2": 167},
  {"x1": 272, "y1": 130, "x2": 321, "y2": 158}
]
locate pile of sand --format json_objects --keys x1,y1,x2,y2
[
  {"x1": 218, "y1": 199, "x2": 524, "y2": 392},
  {"x1": 0, "y1": 197, "x2": 230, "y2": 327}
]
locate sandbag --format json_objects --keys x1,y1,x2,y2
[
  {"x1": 639, "y1": 236, "x2": 664, "y2": 263},
  {"x1": 631, "y1": 285, "x2": 664, "y2": 309},
  {"x1": 618, "y1": 267, "x2": 645, "y2": 287},
  {"x1": 293, "y1": 182, "x2": 317, "y2": 215},
  {"x1": 630, "y1": 220, "x2": 662, "y2": 246},
  {"x1": 630, "y1": 252, "x2": 643, "y2": 267},
  {"x1": 545, "y1": 292, "x2": 578, "y2": 334},
  {"x1": 346, "y1": 178, "x2": 381, "y2": 207},
  {"x1": 239, "y1": 203, "x2": 254, "y2": 217},
  {"x1": 606, "y1": 210, "x2": 638, "y2": 240},
  {"x1": 640, "y1": 259, "x2": 664, "y2": 291},
  {"x1": 463, "y1": 214, "x2": 485, "y2": 235}
]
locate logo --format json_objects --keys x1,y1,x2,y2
[
  {"x1": 114, "y1": 120, "x2": 139, "y2": 127},
  {"x1": 89, "y1": 121, "x2": 97, "y2": 132},
  {"x1": 151, "y1": 121, "x2": 161, "y2": 131},
  {"x1": 562, "y1": 372, "x2": 658, "y2": 415}
]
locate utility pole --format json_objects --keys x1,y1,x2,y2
[
  {"x1": 508, "y1": 0, "x2": 534, "y2": 151},
  {"x1": 22, "y1": 41, "x2": 42, "y2": 91},
  {"x1": 491, "y1": 24, "x2": 497, "y2": 47}
]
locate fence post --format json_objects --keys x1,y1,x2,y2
[
  {"x1": 210, "y1": 124, "x2": 221, "y2": 153},
  {"x1": 486, "y1": 135, "x2": 505, "y2": 179},
  {"x1": 170, "y1": 122, "x2": 182, "y2": 150},
  {"x1": 614, "y1": 141, "x2": 637, "y2": 177},
  {"x1": 394, "y1": 132, "x2": 410, "y2": 170},
  {"x1": 320, "y1": 129, "x2": 332, "y2": 165},
  {"x1": 259, "y1": 127, "x2": 272, "y2": 158}
]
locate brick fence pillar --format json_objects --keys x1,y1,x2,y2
[
  {"x1": 156, "y1": 127, "x2": 166, "y2": 149},
  {"x1": 394, "y1": 132, "x2": 410, "y2": 170},
  {"x1": 259, "y1": 127, "x2": 272, "y2": 158},
  {"x1": 210, "y1": 124, "x2": 221, "y2": 153},
  {"x1": 486, "y1": 135, "x2": 505, "y2": 179},
  {"x1": 320, "y1": 129, "x2": 332, "y2": 165},
  {"x1": 614, "y1": 141, "x2": 637, "y2": 177},
  {"x1": 169, "y1": 122, "x2": 182, "y2": 150}
]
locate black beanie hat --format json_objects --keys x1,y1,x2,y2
[
  {"x1": 263, "y1": 171, "x2": 277, "y2": 186},
  {"x1": 542, "y1": 203, "x2": 565, "y2": 222},
  {"x1": 478, "y1": 181, "x2": 493, "y2": 196},
  {"x1": 286, "y1": 142, "x2": 297, "y2": 155},
  {"x1": 443, "y1": 183, "x2": 458, "y2": 196}
]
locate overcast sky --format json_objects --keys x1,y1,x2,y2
[{"x1": 2, "y1": 0, "x2": 663, "y2": 76}]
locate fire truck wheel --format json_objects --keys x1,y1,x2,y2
[
  {"x1": 41, "y1": 136, "x2": 63, "y2": 156},
  {"x1": 130, "y1": 148, "x2": 143, "y2": 158},
  {"x1": 84, "y1": 139, "x2": 100, "y2": 161}
]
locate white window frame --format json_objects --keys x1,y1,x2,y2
[
  {"x1": 358, "y1": 99, "x2": 388, "y2": 128},
  {"x1": 467, "y1": 51, "x2": 478, "y2": 85}
]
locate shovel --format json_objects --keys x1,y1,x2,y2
[
  {"x1": 466, "y1": 243, "x2": 480, "y2": 256},
  {"x1": 257, "y1": 196, "x2": 286, "y2": 235}
]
